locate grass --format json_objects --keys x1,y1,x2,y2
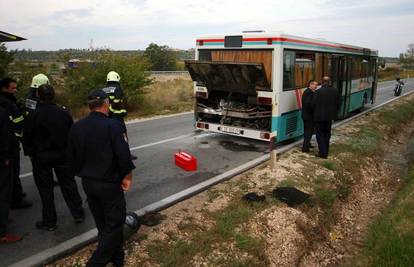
[
  {"x1": 146, "y1": 199, "x2": 269, "y2": 266},
  {"x1": 321, "y1": 160, "x2": 338, "y2": 171},
  {"x1": 358, "y1": 168, "x2": 414, "y2": 267}
]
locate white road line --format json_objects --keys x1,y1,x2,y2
[{"x1": 19, "y1": 132, "x2": 200, "y2": 178}]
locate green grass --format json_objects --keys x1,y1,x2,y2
[
  {"x1": 358, "y1": 168, "x2": 414, "y2": 267},
  {"x1": 321, "y1": 160, "x2": 338, "y2": 171}
]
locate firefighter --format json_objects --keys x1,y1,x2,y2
[
  {"x1": 0, "y1": 105, "x2": 23, "y2": 243},
  {"x1": 0, "y1": 78, "x2": 32, "y2": 209},
  {"x1": 25, "y1": 73, "x2": 50, "y2": 117},
  {"x1": 67, "y1": 90, "x2": 135, "y2": 266},
  {"x1": 23, "y1": 84, "x2": 84, "y2": 231},
  {"x1": 102, "y1": 71, "x2": 137, "y2": 160}
]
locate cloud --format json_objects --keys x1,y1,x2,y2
[{"x1": 2, "y1": 0, "x2": 413, "y2": 56}]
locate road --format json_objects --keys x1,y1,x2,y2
[{"x1": 2, "y1": 80, "x2": 413, "y2": 266}]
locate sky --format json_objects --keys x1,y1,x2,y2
[{"x1": 1, "y1": 0, "x2": 413, "y2": 56}]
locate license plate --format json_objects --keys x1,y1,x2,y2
[{"x1": 220, "y1": 126, "x2": 243, "y2": 135}]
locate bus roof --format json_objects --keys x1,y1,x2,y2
[{"x1": 196, "y1": 32, "x2": 378, "y2": 57}]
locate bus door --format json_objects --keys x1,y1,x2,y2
[
  {"x1": 371, "y1": 57, "x2": 378, "y2": 103},
  {"x1": 331, "y1": 55, "x2": 349, "y2": 119}
]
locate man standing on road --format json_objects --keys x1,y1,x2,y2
[
  {"x1": 0, "y1": 106, "x2": 23, "y2": 243},
  {"x1": 301, "y1": 80, "x2": 318, "y2": 152},
  {"x1": 0, "y1": 78, "x2": 32, "y2": 210},
  {"x1": 102, "y1": 71, "x2": 138, "y2": 160},
  {"x1": 23, "y1": 85, "x2": 84, "y2": 231},
  {"x1": 312, "y1": 76, "x2": 341, "y2": 159},
  {"x1": 67, "y1": 90, "x2": 135, "y2": 267}
]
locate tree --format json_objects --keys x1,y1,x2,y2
[
  {"x1": 399, "y1": 44, "x2": 414, "y2": 69},
  {"x1": 64, "y1": 51, "x2": 153, "y2": 111},
  {"x1": 0, "y1": 43, "x2": 14, "y2": 78},
  {"x1": 144, "y1": 43, "x2": 178, "y2": 71}
]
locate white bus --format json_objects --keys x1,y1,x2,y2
[{"x1": 185, "y1": 32, "x2": 378, "y2": 143}]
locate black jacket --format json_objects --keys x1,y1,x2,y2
[
  {"x1": 23, "y1": 102, "x2": 73, "y2": 164},
  {"x1": 312, "y1": 85, "x2": 341, "y2": 122},
  {"x1": 102, "y1": 81, "x2": 127, "y2": 118},
  {"x1": 301, "y1": 88, "x2": 314, "y2": 121},
  {"x1": 0, "y1": 106, "x2": 18, "y2": 161},
  {"x1": 0, "y1": 92, "x2": 24, "y2": 141},
  {"x1": 67, "y1": 111, "x2": 135, "y2": 183}
]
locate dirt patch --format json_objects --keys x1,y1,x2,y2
[{"x1": 50, "y1": 94, "x2": 414, "y2": 267}]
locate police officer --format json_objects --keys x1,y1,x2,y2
[
  {"x1": 0, "y1": 106, "x2": 23, "y2": 243},
  {"x1": 102, "y1": 72, "x2": 137, "y2": 160},
  {"x1": 67, "y1": 90, "x2": 135, "y2": 267},
  {"x1": 0, "y1": 78, "x2": 32, "y2": 209},
  {"x1": 24, "y1": 73, "x2": 50, "y2": 117},
  {"x1": 23, "y1": 85, "x2": 84, "y2": 231}
]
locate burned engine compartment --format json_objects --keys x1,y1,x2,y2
[{"x1": 196, "y1": 91, "x2": 272, "y2": 131}]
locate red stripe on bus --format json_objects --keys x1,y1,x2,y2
[{"x1": 197, "y1": 37, "x2": 363, "y2": 52}]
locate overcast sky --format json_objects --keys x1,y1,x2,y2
[{"x1": 2, "y1": 0, "x2": 413, "y2": 56}]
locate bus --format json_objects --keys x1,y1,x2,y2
[{"x1": 185, "y1": 32, "x2": 378, "y2": 143}]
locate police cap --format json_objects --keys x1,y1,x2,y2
[{"x1": 87, "y1": 90, "x2": 108, "y2": 101}]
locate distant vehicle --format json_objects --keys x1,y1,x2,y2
[
  {"x1": 185, "y1": 32, "x2": 379, "y2": 142},
  {"x1": 394, "y1": 78, "x2": 404, "y2": 96}
]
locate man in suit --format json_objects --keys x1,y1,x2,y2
[
  {"x1": 301, "y1": 80, "x2": 318, "y2": 152},
  {"x1": 312, "y1": 76, "x2": 341, "y2": 159}
]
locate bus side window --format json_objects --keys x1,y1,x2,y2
[
  {"x1": 283, "y1": 51, "x2": 295, "y2": 91},
  {"x1": 198, "y1": 50, "x2": 212, "y2": 61}
]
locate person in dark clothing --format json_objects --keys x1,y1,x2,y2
[
  {"x1": 0, "y1": 78, "x2": 32, "y2": 209},
  {"x1": 23, "y1": 85, "x2": 84, "y2": 231},
  {"x1": 312, "y1": 76, "x2": 341, "y2": 158},
  {"x1": 24, "y1": 74, "x2": 50, "y2": 117},
  {"x1": 67, "y1": 89, "x2": 135, "y2": 267},
  {"x1": 301, "y1": 80, "x2": 318, "y2": 152},
  {"x1": 102, "y1": 71, "x2": 138, "y2": 160},
  {"x1": 0, "y1": 106, "x2": 23, "y2": 244}
]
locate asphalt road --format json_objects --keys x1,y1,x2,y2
[{"x1": 2, "y1": 80, "x2": 413, "y2": 266}]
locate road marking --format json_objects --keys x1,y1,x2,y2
[{"x1": 19, "y1": 132, "x2": 200, "y2": 178}]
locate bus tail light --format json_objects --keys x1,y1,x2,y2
[
  {"x1": 196, "y1": 92, "x2": 208, "y2": 99},
  {"x1": 257, "y1": 97, "x2": 272, "y2": 105},
  {"x1": 196, "y1": 122, "x2": 209, "y2": 129},
  {"x1": 260, "y1": 132, "x2": 270, "y2": 140},
  {"x1": 198, "y1": 40, "x2": 204, "y2": 46}
]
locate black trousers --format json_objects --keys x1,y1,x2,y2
[
  {"x1": 315, "y1": 121, "x2": 333, "y2": 158},
  {"x1": 0, "y1": 159, "x2": 13, "y2": 237},
  {"x1": 12, "y1": 153, "x2": 24, "y2": 204},
  {"x1": 82, "y1": 179, "x2": 126, "y2": 267},
  {"x1": 302, "y1": 119, "x2": 314, "y2": 151},
  {"x1": 32, "y1": 159, "x2": 84, "y2": 225}
]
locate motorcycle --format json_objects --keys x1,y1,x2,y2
[{"x1": 394, "y1": 81, "x2": 404, "y2": 96}]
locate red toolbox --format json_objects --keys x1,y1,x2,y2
[{"x1": 174, "y1": 151, "x2": 197, "y2": 171}]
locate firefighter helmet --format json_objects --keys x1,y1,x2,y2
[
  {"x1": 31, "y1": 74, "x2": 50, "y2": 88},
  {"x1": 107, "y1": 71, "x2": 121, "y2": 82}
]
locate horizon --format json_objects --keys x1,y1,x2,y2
[{"x1": 2, "y1": 0, "x2": 414, "y2": 57}]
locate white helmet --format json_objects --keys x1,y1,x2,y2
[
  {"x1": 107, "y1": 71, "x2": 121, "y2": 82},
  {"x1": 31, "y1": 73, "x2": 50, "y2": 88}
]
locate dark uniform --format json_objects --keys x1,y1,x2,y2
[
  {"x1": 23, "y1": 102, "x2": 84, "y2": 228},
  {"x1": 301, "y1": 87, "x2": 314, "y2": 152},
  {"x1": 67, "y1": 91, "x2": 135, "y2": 267},
  {"x1": 24, "y1": 87, "x2": 39, "y2": 117},
  {"x1": 0, "y1": 92, "x2": 26, "y2": 207},
  {"x1": 102, "y1": 81, "x2": 127, "y2": 121},
  {"x1": 0, "y1": 106, "x2": 18, "y2": 238},
  {"x1": 312, "y1": 85, "x2": 341, "y2": 158}
]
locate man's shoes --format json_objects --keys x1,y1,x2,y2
[
  {"x1": 11, "y1": 199, "x2": 33, "y2": 210},
  {"x1": 0, "y1": 234, "x2": 23, "y2": 243},
  {"x1": 35, "y1": 221, "x2": 57, "y2": 231},
  {"x1": 131, "y1": 155, "x2": 138, "y2": 160},
  {"x1": 302, "y1": 148, "x2": 310, "y2": 153},
  {"x1": 316, "y1": 154, "x2": 328, "y2": 159}
]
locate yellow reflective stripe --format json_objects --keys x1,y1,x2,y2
[
  {"x1": 109, "y1": 106, "x2": 127, "y2": 114},
  {"x1": 113, "y1": 99, "x2": 121, "y2": 103},
  {"x1": 15, "y1": 132, "x2": 23, "y2": 137},
  {"x1": 12, "y1": 115, "x2": 24, "y2": 124},
  {"x1": 109, "y1": 96, "x2": 115, "y2": 100}
]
